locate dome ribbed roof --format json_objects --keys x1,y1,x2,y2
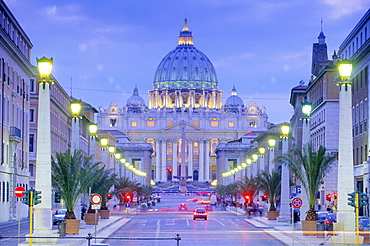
[
  {"x1": 153, "y1": 19, "x2": 218, "y2": 89},
  {"x1": 224, "y1": 87, "x2": 244, "y2": 108},
  {"x1": 126, "y1": 87, "x2": 145, "y2": 107}
]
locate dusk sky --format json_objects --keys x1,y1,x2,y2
[{"x1": 4, "y1": 0, "x2": 369, "y2": 124}]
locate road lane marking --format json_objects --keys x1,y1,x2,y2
[
  {"x1": 186, "y1": 219, "x2": 189, "y2": 226},
  {"x1": 214, "y1": 219, "x2": 226, "y2": 226}
]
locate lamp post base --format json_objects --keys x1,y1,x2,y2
[{"x1": 179, "y1": 179, "x2": 187, "y2": 193}]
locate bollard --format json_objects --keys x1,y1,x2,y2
[
  {"x1": 316, "y1": 222, "x2": 325, "y2": 238},
  {"x1": 58, "y1": 220, "x2": 66, "y2": 236}
]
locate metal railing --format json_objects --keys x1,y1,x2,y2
[{"x1": 0, "y1": 233, "x2": 182, "y2": 245}]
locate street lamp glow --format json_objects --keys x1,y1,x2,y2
[
  {"x1": 120, "y1": 158, "x2": 126, "y2": 163},
  {"x1": 89, "y1": 123, "x2": 98, "y2": 135},
  {"x1": 125, "y1": 162, "x2": 130, "y2": 167},
  {"x1": 252, "y1": 153, "x2": 258, "y2": 162},
  {"x1": 37, "y1": 56, "x2": 53, "y2": 77},
  {"x1": 338, "y1": 60, "x2": 353, "y2": 79},
  {"x1": 246, "y1": 158, "x2": 252, "y2": 166},
  {"x1": 114, "y1": 153, "x2": 121, "y2": 160},
  {"x1": 258, "y1": 146, "x2": 266, "y2": 156},
  {"x1": 301, "y1": 99, "x2": 312, "y2": 118},
  {"x1": 241, "y1": 162, "x2": 247, "y2": 168},
  {"x1": 234, "y1": 167, "x2": 238, "y2": 172},
  {"x1": 128, "y1": 165, "x2": 134, "y2": 169},
  {"x1": 268, "y1": 138, "x2": 276, "y2": 149},
  {"x1": 71, "y1": 101, "x2": 81, "y2": 116},
  {"x1": 108, "y1": 146, "x2": 115, "y2": 154},
  {"x1": 237, "y1": 165, "x2": 242, "y2": 170},
  {"x1": 100, "y1": 138, "x2": 108, "y2": 147},
  {"x1": 281, "y1": 124, "x2": 290, "y2": 138}
]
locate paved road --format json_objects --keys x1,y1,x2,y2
[{"x1": 104, "y1": 194, "x2": 285, "y2": 246}]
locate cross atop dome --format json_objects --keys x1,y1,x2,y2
[{"x1": 178, "y1": 18, "x2": 194, "y2": 46}]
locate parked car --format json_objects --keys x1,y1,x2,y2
[
  {"x1": 203, "y1": 205, "x2": 213, "y2": 211},
  {"x1": 53, "y1": 209, "x2": 67, "y2": 225},
  {"x1": 359, "y1": 216, "x2": 369, "y2": 231},
  {"x1": 316, "y1": 212, "x2": 329, "y2": 223},
  {"x1": 193, "y1": 208, "x2": 208, "y2": 220},
  {"x1": 178, "y1": 203, "x2": 189, "y2": 211}
]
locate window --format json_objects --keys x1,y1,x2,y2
[
  {"x1": 228, "y1": 121, "x2": 234, "y2": 127},
  {"x1": 147, "y1": 121, "x2": 154, "y2": 127},
  {"x1": 211, "y1": 121, "x2": 218, "y2": 127},
  {"x1": 249, "y1": 119, "x2": 256, "y2": 127},
  {"x1": 167, "y1": 142, "x2": 172, "y2": 155},
  {"x1": 29, "y1": 134, "x2": 34, "y2": 152},
  {"x1": 110, "y1": 118, "x2": 117, "y2": 127},
  {"x1": 30, "y1": 108, "x2": 35, "y2": 122},
  {"x1": 194, "y1": 142, "x2": 199, "y2": 155},
  {"x1": 167, "y1": 121, "x2": 172, "y2": 126},
  {"x1": 131, "y1": 121, "x2": 137, "y2": 127},
  {"x1": 193, "y1": 121, "x2": 199, "y2": 126}
]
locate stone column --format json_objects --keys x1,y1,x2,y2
[
  {"x1": 172, "y1": 139, "x2": 178, "y2": 177},
  {"x1": 199, "y1": 139, "x2": 204, "y2": 182},
  {"x1": 268, "y1": 148, "x2": 275, "y2": 174},
  {"x1": 188, "y1": 139, "x2": 193, "y2": 181},
  {"x1": 161, "y1": 140, "x2": 167, "y2": 182},
  {"x1": 155, "y1": 140, "x2": 160, "y2": 181},
  {"x1": 277, "y1": 138, "x2": 290, "y2": 222},
  {"x1": 205, "y1": 140, "x2": 210, "y2": 181}
]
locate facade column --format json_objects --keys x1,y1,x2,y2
[
  {"x1": 161, "y1": 139, "x2": 167, "y2": 182},
  {"x1": 277, "y1": 138, "x2": 290, "y2": 222},
  {"x1": 155, "y1": 140, "x2": 160, "y2": 181},
  {"x1": 199, "y1": 139, "x2": 204, "y2": 182},
  {"x1": 259, "y1": 155, "x2": 265, "y2": 173},
  {"x1": 205, "y1": 140, "x2": 210, "y2": 181},
  {"x1": 268, "y1": 148, "x2": 275, "y2": 174},
  {"x1": 172, "y1": 139, "x2": 178, "y2": 177},
  {"x1": 188, "y1": 139, "x2": 193, "y2": 181}
]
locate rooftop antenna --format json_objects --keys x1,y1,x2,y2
[
  {"x1": 70, "y1": 77, "x2": 73, "y2": 97},
  {"x1": 321, "y1": 17, "x2": 323, "y2": 32}
]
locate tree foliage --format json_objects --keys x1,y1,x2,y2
[
  {"x1": 256, "y1": 171, "x2": 281, "y2": 211},
  {"x1": 274, "y1": 143, "x2": 336, "y2": 220},
  {"x1": 52, "y1": 150, "x2": 102, "y2": 219}
]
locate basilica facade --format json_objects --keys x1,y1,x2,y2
[{"x1": 97, "y1": 20, "x2": 270, "y2": 183}]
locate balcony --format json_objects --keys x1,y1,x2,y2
[{"x1": 10, "y1": 126, "x2": 22, "y2": 143}]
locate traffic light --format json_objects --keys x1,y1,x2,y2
[
  {"x1": 245, "y1": 195, "x2": 250, "y2": 203},
  {"x1": 360, "y1": 192, "x2": 368, "y2": 207},
  {"x1": 262, "y1": 194, "x2": 268, "y2": 201},
  {"x1": 348, "y1": 192, "x2": 355, "y2": 207},
  {"x1": 54, "y1": 192, "x2": 61, "y2": 203},
  {"x1": 22, "y1": 190, "x2": 30, "y2": 206},
  {"x1": 168, "y1": 168, "x2": 173, "y2": 174},
  {"x1": 326, "y1": 194, "x2": 332, "y2": 202},
  {"x1": 334, "y1": 193, "x2": 338, "y2": 199},
  {"x1": 124, "y1": 193, "x2": 132, "y2": 203},
  {"x1": 33, "y1": 190, "x2": 42, "y2": 205},
  {"x1": 107, "y1": 193, "x2": 112, "y2": 200}
]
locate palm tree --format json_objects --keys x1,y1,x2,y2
[
  {"x1": 256, "y1": 171, "x2": 281, "y2": 211},
  {"x1": 239, "y1": 176, "x2": 260, "y2": 204},
  {"x1": 90, "y1": 168, "x2": 118, "y2": 209},
  {"x1": 113, "y1": 177, "x2": 140, "y2": 204},
  {"x1": 274, "y1": 143, "x2": 336, "y2": 220},
  {"x1": 52, "y1": 150, "x2": 103, "y2": 219}
]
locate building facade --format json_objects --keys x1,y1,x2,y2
[
  {"x1": 0, "y1": 1, "x2": 34, "y2": 222},
  {"x1": 97, "y1": 20, "x2": 270, "y2": 184}
]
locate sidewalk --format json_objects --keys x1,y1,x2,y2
[{"x1": 227, "y1": 206, "x2": 369, "y2": 246}]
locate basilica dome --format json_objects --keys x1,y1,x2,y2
[
  {"x1": 224, "y1": 87, "x2": 244, "y2": 108},
  {"x1": 126, "y1": 86, "x2": 145, "y2": 107},
  {"x1": 153, "y1": 19, "x2": 218, "y2": 90}
]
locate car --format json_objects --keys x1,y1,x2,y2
[
  {"x1": 316, "y1": 212, "x2": 329, "y2": 223},
  {"x1": 178, "y1": 203, "x2": 189, "y2": 211},
  {"x1": 324, "y1": 213, "x2": 337, "y2": 230},
  {"x1": 359, "y1": 216, "x2": 369, "y2": 231},
  {"x1": 203, "y1": 205, "x2": 213, "y2": 211},
  {"x1": 193, "y1": 208, "x2": 208, "y2": 220},
  {"x1": 53, "y1": 209, "x2": 67, "y2": 225}
]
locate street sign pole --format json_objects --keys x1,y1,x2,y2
[{"x1": 14, "y1": 186, "x2": 26, "y2": 245}]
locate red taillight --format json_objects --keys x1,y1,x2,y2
[
  {"x1": 193, "y1": 212, "x2": 196, "y2": 215},
  {"x1": 334, "y1": 219, "x2": 337, "y2": 222},
  {"x1": 325, "y1": 220, "x2": 330, "y2": 224}
]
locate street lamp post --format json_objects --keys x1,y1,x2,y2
[
  {"x1": 268, "y1": 138, "x2": 276, "y2": 174},
  {"x1": 336, "y1": 60, "x2": 356, "y2": 233},
  {"x1": 88, "y1": 123, "x2": 98, "y2": 163},
  {"x1": 252, "y1": 153, "x2": 258, "y2": 177},
  {"x1": 277, "y1": 124, "x2": 290, "y2": 222},
  {"x1": 71, "y1": 101, "x2": 81, "y2": 152},
  {"x1": 300, "y1": 98, "x2": 312, "y2": 224},
  {"x1": 258, "y1": 146, "x2": 266, "y2": 173},
  {"x1": 34, "y1": 57, "x2": 58, "y2": 243}
]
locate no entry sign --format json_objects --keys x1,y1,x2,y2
[
  {"x1": 90, "y1": 194, "x2": 102, "y2": 204},
  {"x1": 14, "y1": 187, "x2": 26, "y2": 198}
]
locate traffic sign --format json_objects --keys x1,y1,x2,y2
[
  {"x1": 296, "y1": 186, "x2": 302, "y2": 194},
  {"x1": 292, "y1": 197, "x2": 303, "y2": 208},
  {"x1": 90, "y1": 194, "x2": 102, "y2": 205},
  {"x1": 14, "y1": 187, "x2": 26, "y2": 198}
]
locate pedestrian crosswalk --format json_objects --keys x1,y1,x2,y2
[{"x1": 130, "y1": 218, "x2": 244, "y2": 227}]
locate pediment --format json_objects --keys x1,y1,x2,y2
[{"x1": 162, "y1": 121, "x2": 203, "y2": 131}]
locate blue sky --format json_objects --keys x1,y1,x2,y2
[{"x1": 4, "y1": 0, "x2": 369, "y2": 123}]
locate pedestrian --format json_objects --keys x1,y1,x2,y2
[{"x1": 81, "y1": 205, "x2": 87, "y2": 220}]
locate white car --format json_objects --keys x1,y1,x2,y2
[{"x1": 53, "y1": 209, "x2": 67, "y2": 225}]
